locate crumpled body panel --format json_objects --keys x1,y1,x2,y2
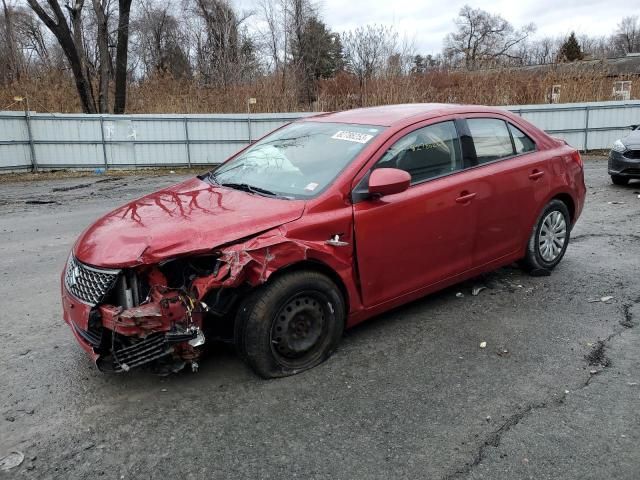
[
  {"x1": 73, "y1": 177, "x2": 305, "y2": 267},
  {"x1": 62, "y1": 198, "x2": 363, "y2": 372}
]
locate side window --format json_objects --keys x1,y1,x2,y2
[
  {"x1": 467, "y1": 118, "x2": 514, "y2": 164},
  {"x1": 376, "y1": 121, "x2": 462, "y2": 184},
  {"x1": 508, "y1": 123, "x2": 536, "y2": 154}
]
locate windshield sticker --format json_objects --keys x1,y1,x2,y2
[
  {"x1": 304, "y1": 182, "x2": 319, "y2": 191},
  {"x1": 331, "y1": 131, "x2": 374, "y2": 144}
]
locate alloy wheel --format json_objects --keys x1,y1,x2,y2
[{"x1": 538, "y1": 210, "x2": 567, "y2": 262}]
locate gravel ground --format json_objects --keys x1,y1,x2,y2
[{"x1": 0, "y1": 156, "x2": 638, "y2": 479}]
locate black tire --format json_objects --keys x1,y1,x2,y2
[
  {"x1": 520, "y1": 199, "x2": 571, "y2": 273},
  {"x1": 611, "y1": 175, "x2": 629, "y2": 186},
  {"x1": 234, "y1": 270, "x2": 345, "y2": 378}
]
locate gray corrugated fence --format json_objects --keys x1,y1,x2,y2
[
  {"x1": 1, "y1": 100, "x2": 639, "y2": 172},
  {"x1": 0, "y1": 112, "x2": 314, "y2": 172},
  {"x1": 504, "y1": 100, "x2": 640, "y2": 152}
]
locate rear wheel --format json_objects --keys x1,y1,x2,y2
[
  {"x1": 521, "y1": 199, "x2": 571, "y2": 273},
  {"x1": 234, "y1": 270, "x2": 345, "y2": 378},
  {"x1": 611, "y1": 175, "x2": 629, "y2": 186}
]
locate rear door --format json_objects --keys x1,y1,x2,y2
[
  {"x1": 352, "y1": 119, "x2": 478, "y2": 307},
  {"x1": 462, "y1": 116, "x2": 551, "y2": 267}
]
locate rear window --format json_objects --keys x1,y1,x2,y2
[
  {"x1": 509, "y1": 123, "x2": 536, "y2": 154},
  {"x1": 467, "y1": 118, "x2": 514, "y2": 163}
]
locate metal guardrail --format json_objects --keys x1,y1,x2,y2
[{"x1": 1, "y1": 100, "x2": 639, "y2": 172}]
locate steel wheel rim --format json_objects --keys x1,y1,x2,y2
[
  {"x1": 271, "y1": 293, "x2": 327, "y2": 360},
  {"x1": 538, "y1": 210, "x2": 567, "y2": 262}
]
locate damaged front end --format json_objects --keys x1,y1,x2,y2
[
  {"x1": 62, "y1": 223, "x2": 356, "y2": 374},
  {"x1": 62, "y1": 255, "x2": 221, "y2": 374}
]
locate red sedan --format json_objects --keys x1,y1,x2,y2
[{"x1": 61, "y1": 104, "x2": 586, "y2": 377}]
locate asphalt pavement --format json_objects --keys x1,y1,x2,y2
[{"x1": 0, "y1": 156, "x2": 638, "y2": 479}]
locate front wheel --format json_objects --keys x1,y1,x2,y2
[
  {"x1": 521, "y1": 199, "x2": 571, "y2": 272},
  {"x1": 234, "y1": 270, "x2": 345, "y2": 378},
  {"x1": 611, "y1": 175, "x2": 629, "y2": 186}
]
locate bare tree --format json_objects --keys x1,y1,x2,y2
[
  {"x1": 614, "y1": 16, "x2": 640, "y2": 54},
  {"x1": 342, "y1": 24, "x2": 398, "y2": 103},
  {"x1": 2, "y1": 0, "x2": 22, "y2": 80},
  {"x1": 530, "y1": 37, "x2": 557, "y2": 65},
  {"x1": 342, "y1": 25, "x2": 397, "y2": 80},
  {"x1": 256, "y1": 0, "x2": 281, "y2": 72},
  {"x1": 113, "y1": 0, "x2": 132, "y2": 113},
  {"x1": 26, "y1": 0, "x2": 97, "y2": 112},
  {"x1": 444, "y1": 5, "x2": 535, "y2": 70},
  {"x1": 189, "y1": 0, "x2": 254, "y2": 87},
  {"x1": 131, "y1": 1, "x2": 190, "y2": 78},
  {"x1": 585, "y1": 35, "x2": 618, "y2": 59},
  {"x1": 256, "y1": 0, "x2": 311, "y2": 94},
  {"x1": 26, "y1": 0, "x2": 132, "y2": 113},
  {"x1": 385, "y1": 35, "x2": 415, "y2": 76},
  {"x1": 14, "y1": 6, "x2": 53, "y2": 69},
  {"x1": 287, "y1": 0, "x2": 312, "y2": 101},
  {"x1": 91, "y1": 0, "x2": 112, "y2": 112}
]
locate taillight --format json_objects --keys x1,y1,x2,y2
[{"x1": 570, "y1": 150, "x2": 583, "y2": 167}]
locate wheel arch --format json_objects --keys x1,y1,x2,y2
[
  {"x1": 267, "y1": 260, "x2": 350, "y2": 315},
  {"x1": 550, "y1": 192, "x2": 576, "y2": 224}
]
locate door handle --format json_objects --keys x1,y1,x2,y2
[
  {"x1": 455, "y1": 192, "x2": 477, "y2": 204},
  {"x1": 529, "y1": 170, "x2": 545, "y2": 180}
]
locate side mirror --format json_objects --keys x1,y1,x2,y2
[{"x1": 368, "y1": 168, "x2": 411, "y2": 197}]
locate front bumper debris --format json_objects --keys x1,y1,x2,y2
[
  {"x1": 62, "y1": 270, "x2": 207, "y2": 374},
  {"x1": 96, "y1": 330, "x2": 198, "y2": 373}
]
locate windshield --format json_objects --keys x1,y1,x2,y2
[{"x1": 208, "y1": 122, "x2": 384, "y2": 199}]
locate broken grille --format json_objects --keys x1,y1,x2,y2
[{"x1": 64, "y1": 256, "x2": 120, "y2": 306}]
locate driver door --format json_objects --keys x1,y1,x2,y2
[{"x1": 353, "y1": 120, "x2": 478, "y2": 308}]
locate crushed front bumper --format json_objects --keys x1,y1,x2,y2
[{"x1": 61, "y1": 275, "x2": 205, "y2": 373}]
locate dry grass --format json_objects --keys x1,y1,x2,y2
[
  {"x1": 0, "y1": 66, "x2": 636, "y2": 114},
  {"x1": 317, "y1": 69, "x2": 638, "y2": 110}
]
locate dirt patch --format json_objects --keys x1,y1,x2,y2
[
  {"x1": 585, "y1": 341, "x2": 612, "y2": 367},
  {"x1": 51, "y1": 183, "x2": 94, "y2": 192},
  {"x1": 24, "y1": 200, "x2": 59, "y2": 205},
  {"x1": 94, "y1": 177, "x2": 123, "y2": 184},
  {"x1": 620, "y1": 304, "x2": 635, "y2": 328}
]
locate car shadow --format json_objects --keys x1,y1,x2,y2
[
  {"x1": 83, "y1": 264, "x2": 529, "y2": 387},
  {"x1": 344, "y1": 264, "x2": 527, "y2": 341}
]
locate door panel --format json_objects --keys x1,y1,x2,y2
[
  {"x1": 353, "y1": 172, "x2": 478, "y2": 307},
  {"x1": 468, "y1": 155, "x2": 549, "y2": 266},
  {"x1": 464, "y1": 117, "x2": 551, "y2": 266}
]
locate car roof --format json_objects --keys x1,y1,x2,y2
[{"x1": 305, "y1": 103, "x2": 511, "y2": 128}]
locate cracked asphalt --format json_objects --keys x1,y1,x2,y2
[{"x1": 1, "y1": 156, "x2": 639, "y2": 479}]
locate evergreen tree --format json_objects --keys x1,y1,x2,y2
[
  {"x1": 292, "y1": 17, "x2": 343, "y2": 80},
  {"x1": 412, "y1": 55, "x2": 426, "y2": 74},
  {"x1": 558, "y1": 32, "x2": 584, "y2": 62},
  {"x1": 291, "y1": 16, "x2": 344, "y2": 103}
]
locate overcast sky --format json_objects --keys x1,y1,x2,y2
[{"x1": 235, "y1": 0, "x2": 631, "y2": 54}]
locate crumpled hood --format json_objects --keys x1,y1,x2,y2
[{"x1": 74, "y1": 177, "x2": 306, "y2": 268}]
